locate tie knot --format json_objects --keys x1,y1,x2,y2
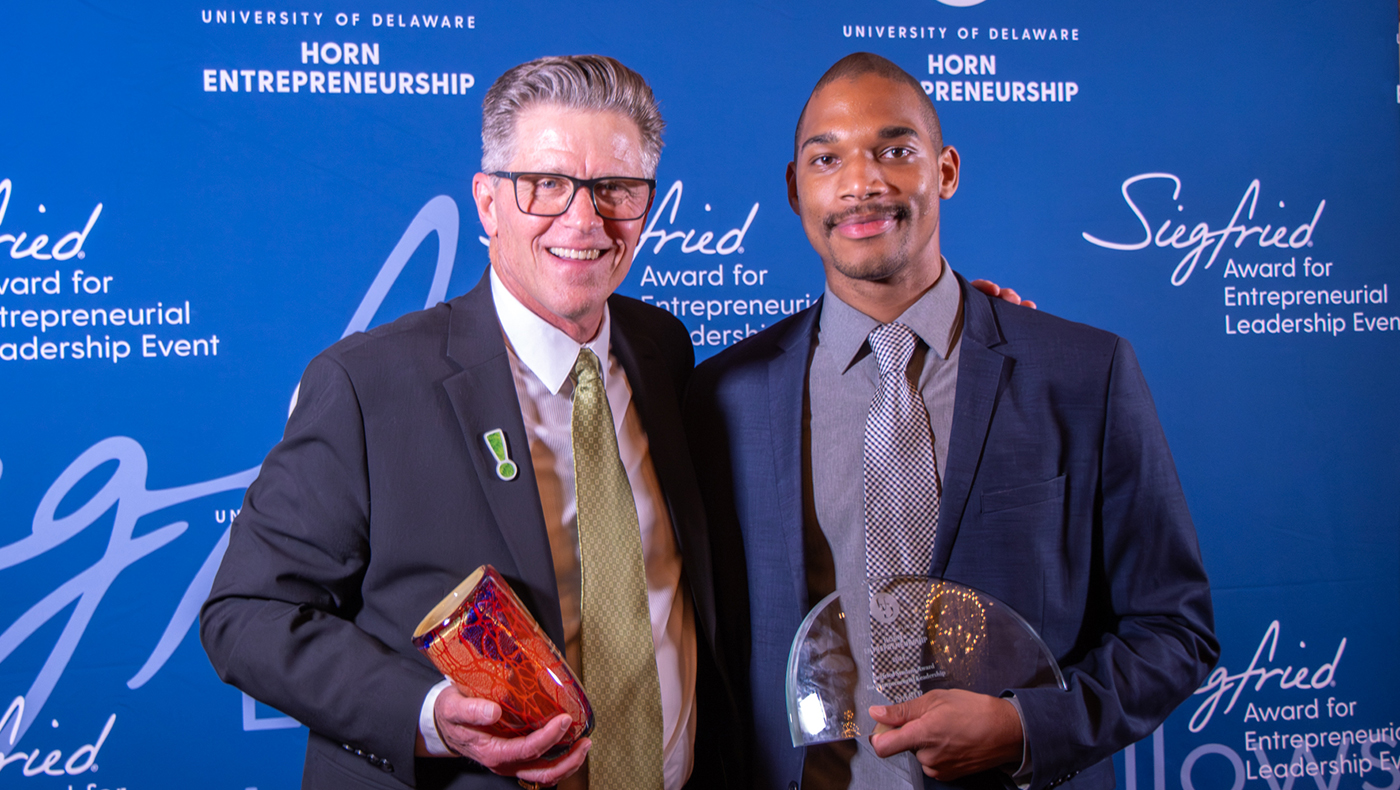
[
  {"x1": 573, "y1": 347, "x2": 603, "y2": 387},
  {"x1": 868, "y1": 322, "x2": 917, "y2": 378}
]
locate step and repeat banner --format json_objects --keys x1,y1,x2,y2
[{"x1": 2, "y1": 1, "x2": 1397, "y2": 788}]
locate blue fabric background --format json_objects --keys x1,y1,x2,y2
[{"x1": 1, "y1": 1, "x2": 1396, "y2": 787}]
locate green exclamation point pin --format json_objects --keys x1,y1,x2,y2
[{"x1": 483, "y1": 429, "x2": 517, "y2": 481}]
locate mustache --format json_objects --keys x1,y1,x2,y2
[{"x1": 822, "y1": 203, "x2": 911, "y2": 233}]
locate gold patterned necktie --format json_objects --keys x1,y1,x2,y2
[{"x1": 571, "y1": 348, "x2": 664, "y2": 790}]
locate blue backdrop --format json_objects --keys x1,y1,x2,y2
[{"x1": 2, "y1": 1, "x2": 1397, "y2": 788}]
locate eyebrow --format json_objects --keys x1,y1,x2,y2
[
  {"x1": 799, "y1": 131, "x2": 838, "y2": 152},
  {"x1": 799, "y1": 125, "x2": 922, "y2": 153},
  {"x1": 879, "y1": 125, "x2": 920, "y2": 140}
]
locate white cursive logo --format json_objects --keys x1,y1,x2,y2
[
  {"x1": 1082, "y1": 174, "x2": 1325, "y2": 286},
  {"x1": 0, "y1": 179, "x2": 102, "y2": 261},
  {"x1": 1189, "y1": 620, "x2": 1346, "y2": 733},
  {"x1": 0, "y1": 195, "x2": 461, "y2": 748},
  {"x1": 637, "y1": 181, "x2": 758, "y2": 257},
  {"x1": 0, "y1": 696, "x2": 115, "y2": 777}
]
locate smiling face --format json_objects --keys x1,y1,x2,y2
[
  {"x1": 788, "y1": 73, "x2": 959, "y2": 317},
  {"x1": 472, "y1": 105, "x2": 650, "y2": 342}
]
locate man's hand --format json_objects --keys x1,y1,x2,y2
[
  {"x1": 971, "y1": 279, "x2": 1038, "y2": 310},
  {"x1": 868, "y1": 689, "x2": 1024, "y2": 780},
  {"x1": 432, "y1": 685, "x2": 590, "y2": 785}
]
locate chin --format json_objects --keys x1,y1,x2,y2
[
  {"x1": 551, "y1": 273, "x2": 613, "y2": 303},
  {"x1": 543, "y1": 287, "x2": 610, "y2": 322},
  {"x1": 832, "y1": 254, "x2": 908, "y2": 283}
]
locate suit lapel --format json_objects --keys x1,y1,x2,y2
[
  {"x1": 931, "y1": 276, "x2": 1010, "y2": 577},
  {"x1": 606, "y1": 307, "x2": 680, "y2": 537},
  {"x1": 441, "y1": 273, "x2": 564, "y2": 647},
  {"x1": 608, "y1": 306, "x2": 720, "y2": 649},
  {"x1": 767, "y1": 304, "x2": 823, "y2": 609}
]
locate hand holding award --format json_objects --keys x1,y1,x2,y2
[
  {"x1": 786, "y1": 576, "x2": 1065, "y2": 748},
  {"x1": 414, "y1": 565, "x2": 594, "y2": 774}
]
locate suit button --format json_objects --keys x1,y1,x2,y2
[
  {"x1": 354, "y1": 748, "x2": 364, "y2": 757},
  {"x1": 381, "y1": 760, "x2": 395, "y2": 773},
  {"x1": 342, "y1": 743, "x2": 353, "y2": 752},
  {"x1": 789, "y1": 783, "x2": 799, "y2": 790}
]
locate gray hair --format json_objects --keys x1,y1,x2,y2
[{"x1": 481, "y1": 55, "x2": 665, "y2": 177}]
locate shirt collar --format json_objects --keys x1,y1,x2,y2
[
  {"x1": 818, "y1": 256, "x2": 963, "y2": 373},
  {"x1": 490, "y1": 266, "x2": 611, "y2": 395}
]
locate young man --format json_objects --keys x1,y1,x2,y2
[{"x1": 688, "y1": 53, "x2": 1217, "y2": 790}]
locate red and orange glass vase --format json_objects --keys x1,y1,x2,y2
[{"x1": 413, "y1": 565, "x2": 594, "y2": 757}]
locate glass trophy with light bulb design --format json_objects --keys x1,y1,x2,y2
[{"x1": 786, "y1": 576, "x2": 1066, "y2": 746}]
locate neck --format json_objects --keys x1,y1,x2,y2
[{"x1": 549, "y1": 311, "x2": 604, "y2": 345}]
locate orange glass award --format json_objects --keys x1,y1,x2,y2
[{"x1": 413, "y1": 565, "x2": 593, "y2": 755}]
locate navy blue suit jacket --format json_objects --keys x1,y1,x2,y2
[
  {"x1": 202, "y1": 272, "x2": 739, "y2": 789},
  {"x1": 686, "y1": 274, "x2": 1217, "y2": 790}
]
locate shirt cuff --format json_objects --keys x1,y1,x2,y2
[
  {"x1": 419, "y1": 678, "x2": 456, "y2": 757},
  {"x1": 1004, "y1": 693, "x2": 1032, "y2": 787}
]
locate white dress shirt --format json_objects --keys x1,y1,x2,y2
[{"x1": 421, "y1": 268, "x2": 697, "y2": 790}]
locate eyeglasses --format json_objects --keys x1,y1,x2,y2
[{"x1": 491, "y1": 171, "x2": 656, "y2": 221}]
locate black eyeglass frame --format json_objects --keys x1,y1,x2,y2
[{"x1": 490, "y1": 171, "x2": 657, "y2": 221}]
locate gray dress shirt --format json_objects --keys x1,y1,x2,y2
[{"x1": 802, "y1": 261, "x2": 963, "y2": 790}]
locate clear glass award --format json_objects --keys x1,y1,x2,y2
[{"x1": 786, "y1": 576, "x2": 1066, "y2": 746}]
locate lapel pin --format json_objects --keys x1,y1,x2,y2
[{"x1": 482, "y1": 429, "x2": 518, "y2": 481}]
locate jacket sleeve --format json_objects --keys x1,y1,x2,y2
[
  {"x1": 1012, "y1": 338, "x2": 1219, "y2": 790},
  {"x1": 199, "y1": 352, "x2": 442, "y2": 785}
]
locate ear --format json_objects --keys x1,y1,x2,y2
[
  {"x1": 472, "y1": 172, "x2": 500, "y2": 237},
  {"x1": 938, "y1": 145, "x2": 960, "y2": 200},
  {"x1": 786, "y1": 161, "x2": 801, "y2": 215}
]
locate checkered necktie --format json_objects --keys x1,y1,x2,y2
[
  {"x1": 864, "y1": 322, "x2": 941, "y2": 704},
  {"x1": 571, "y1": 348, "x2": 664, "y2": 790}
]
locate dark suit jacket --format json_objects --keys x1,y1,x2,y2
[
  {"x1": 201, "y1": 272, "x2": 738, "y2": 789},
  {"x1": 686, "y1": 274, "x2": 1218, "y2": 790}
]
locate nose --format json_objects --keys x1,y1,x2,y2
[
  {"x1": 841, "y1": 154, "x2": 888, "y2": 201},
  {"x1": 559, "y1": 185, "x2": 605, "y2": 231}
]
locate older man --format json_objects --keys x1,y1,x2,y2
[
  {"x1": 201, "y1": 55, "x2": 736, "y2": 790},
  {"x1": 688, "y1": 53, "x2": 1217, "y2": 790}
]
